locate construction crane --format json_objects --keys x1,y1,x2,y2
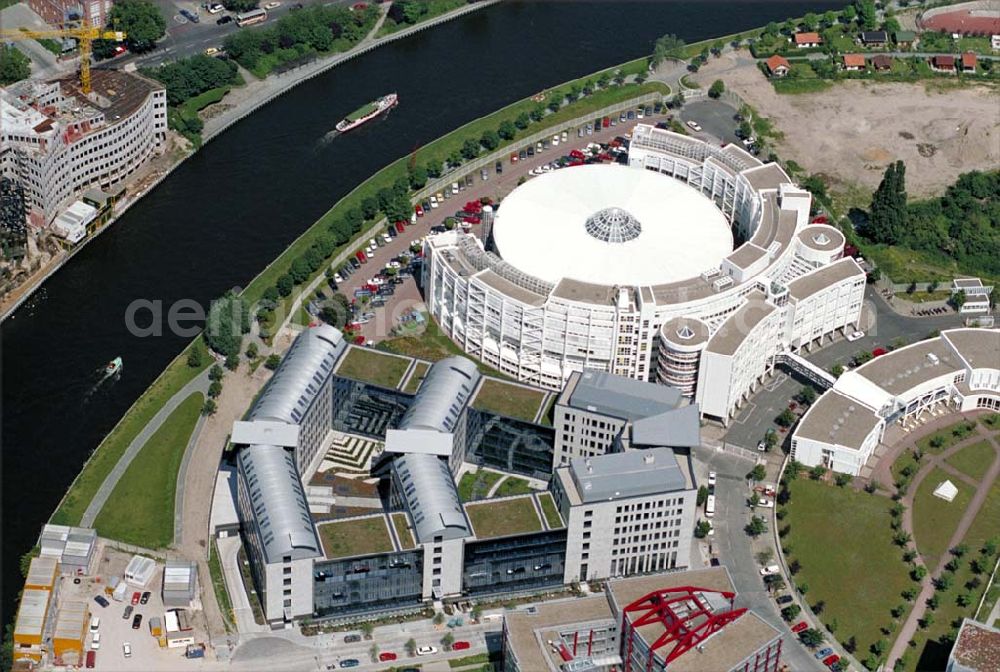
[{"x1": 0, "y1": 25, "x2": 126, "y2": 94}]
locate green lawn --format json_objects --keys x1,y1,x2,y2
[
  {"x1": 401, "y1": 361, "x2": 430, "y2": 395},
  {"x1": 392, "y1": 512, "x2": 415, "y2": 550},
  {"x1": 318, "y1": 516, "x2": 394, "y2": 559},
  {"x1": 336, "y1": 346, "x2": 410, "y2": 389},
  {"x1": 465, "y1": 497, "x2": 541, "y2": 539},
  {"x1": 783, "y1": 479, "x2": 913, "y2": 659},
  {"x1": 982, "y1": 413, "x2": 1000, "y2": 430},
  {"x1": 52, "y1": 337, "x2": 211, "y2": 526},
  {"x1": 457, "y1": 470, "x2": 504, "y2": 503},
  {"x1": 772, "y1": 64, "x2": 833, "y2": 95},
  {"x1": 917, "y1": 420, "x2": 978, "y2": 456},
  {"x1": 471, "y1": 379, "x2": 545, "y2": 423},
  {"x1": 538, "y1": 493, "x2": 564, "y2": 529},
  {"x1": 945, "y1": 441, "x2": 997, "y2": 482},
  {"x1": 376, "y1": 315, "x2": 512, "y2": 381},
  {"x1": 899, "y1": 479, "x2": 1000, "y2": 672},
  {"x1": 376, "y1": 0, "x2": 467, "y2": 37},
  {"x1": 912, "y1": 467, "x2": 975, "y2": 569},
  {"x1": 208, "y1": 540, "x2": 234, "y2": 633},
  {"x1": 93, "y1": 392, "x2": 204, "y2": 547},
  {"x1": 495, "y1": 476, "x2": 533, "y2": 498}
]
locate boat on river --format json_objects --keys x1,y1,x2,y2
[{"x1": 335, "y1": 93, "x2": 398, "y2": 133}]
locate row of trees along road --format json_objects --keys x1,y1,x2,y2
[
  {"x1": 143, "y1": 55, "x2": 239, "y2": 106},
  {"x1": 861, "y1": 164, "x2": 1000, "y2": 277},
  {"x1": 0, "y1": 46, "x2": 30, "y2": 85},
  {"x1": 94, "y1": 0, "x2": 166, "y2": 56}
]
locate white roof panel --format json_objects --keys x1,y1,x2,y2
[
  {"x1": 492, "y1": 164, "x2": 733, "y2": 287},
  {"x1": 231, "y1": 420, "x2": 299, "y2": 448}
]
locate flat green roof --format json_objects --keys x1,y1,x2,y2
[
  {"x1": 336, "y1": 346, "x2": 412, "y2": 389},
  {"x1": 471, "y1": 378, "x2": 546, "y2": 423},
  {"x1": 465, "y1": 496, "x2": 542, "y2": 539},
  {"x1": 318, "y1": 515, "x2": 394, "y2": 559},
  {"x1": 538, "y1": 492, "x2": 565, "y2": 529},
  {"x1": 402, "y1": 361, "x2": 430, "y2": 394},
  {"x1": 391, "y1": 512, "x2": 416, "y2": 550}
]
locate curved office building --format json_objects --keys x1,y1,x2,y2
[{"x1": 424, "y1": 124, "x2": 866, "y2": 422}]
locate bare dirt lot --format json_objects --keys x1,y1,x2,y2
[{"x1": 692, "y1": 51, "x2": 1000, "y2": 199}]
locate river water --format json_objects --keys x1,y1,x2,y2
[{"x1": 1, "y1": 0, "x2": 838, "y2": 617}]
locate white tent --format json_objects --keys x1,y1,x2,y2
[{"x1": 933, "y1": 480, "x2": 958, "y2": 502}]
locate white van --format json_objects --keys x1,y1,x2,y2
[{"x1": 89, "y1": 617, "x2": 100, "y2": 633}]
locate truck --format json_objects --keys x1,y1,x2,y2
[{"x1": 105, "y1": 576, "x2": 120, "y2": 596}]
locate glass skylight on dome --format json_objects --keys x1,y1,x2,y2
[{"x1": 584, "y1": 207, "x2": 642, "y2": 243}]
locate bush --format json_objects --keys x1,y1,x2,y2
[
  {"x1": 204, "y1": 292, "x2": 250, "y2": 358},
  {"x1": 708, "y1": 79, "x2": 725, "y2": 98},
  {"x1": 143, "y1": 55, "x2": 238, "y2": 106},
  {"x1": 187, "y1": 347, "x2": 205, "y2": 368},
  {"x1": 264, "y1": 354, "x2": 282, "y2": 370}
]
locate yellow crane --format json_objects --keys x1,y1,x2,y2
[{"x1": 0, "y1": 25, "x2": 126, "y2": 94}]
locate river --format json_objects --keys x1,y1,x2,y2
[{"x1": 1, "y1": 0, "x2": 839, "y2": 618}]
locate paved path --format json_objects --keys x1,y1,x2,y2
[
  {"x1": 887, "y1": 423, "x2": 1000, "y2": 669},
  {"x1": 80, "y1": 368, "x2": 210, "y2": 527}
]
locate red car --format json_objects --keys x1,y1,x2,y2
[
  {"x1": 569, "y1": 149, "x2": 585, "y2": 160},
  {"x1": 396, "y1": 222, "x2": 406, "y2": 233},
  {"x1": 356, "y1": 251, "x2": 367, "y2": 263},
  {"x1": 823, "y1": 654, "x2": 840, "y2": 667},
  {"x1": 811, "y1": 215, "x2": 829, "y2": 224},
  {"x1": 791, "y1": 621, "x2": 808, "y2": 633},
  {"x1": 462, "y1": 216, "x2": 481, "y2": 225},
  {"x1": 452, "y1": 641, "x2": 471, "y2": 651},
  {"x1": 414, "y1": 204, "x2": 424, "y2": 217},
  {"x1": 353, "y1": 335, "x2": 366, "y2": 345},
  {"x1": 86, "y1": 650, "x2": 96, "y2": 669},
  {"x1": 378, "y1": 652, "x2": 397, "y2": 662},
  {"x1": 872, "y1": 347, "x2": 888, "y2": 357},
  {"x1": 130, "y1": 592, "x2": 141, "y2": 605}
]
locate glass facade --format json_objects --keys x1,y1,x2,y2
[
  {"x1": 464, "y1": 408, "x2": 555, "y2": 479},
  {"x1": 331, "y1": 376, "x2": 411, "y2": 438},
  {"x1": 313, "y1": 550, "x2": 423, "y2": 618},
  {"x1": 462, "y1": 529, "x2": 567, "y2": 597}
]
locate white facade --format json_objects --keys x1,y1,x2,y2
[
  {"x1": 0, "y1": 71, "x2": 167, "y2": 226},
  {"x1": 424, "y1": 125, "x2": 866, "y2": 424},
  {"x1": 792, "y1": 329, "x2": 1000, "y2": 475}
]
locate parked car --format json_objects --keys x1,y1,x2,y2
[
  {"x1": 86, "y1": 650, "x2": 96, "y2": 668},
  {"x1": 686, "y1": 120, "x2": 702, "y2": 132},
  {"x1": 708, "y1": 471, "x2": 717, "y2": 487},
  {"x1": 341, "y1": 660, "x2": 360, "y2": 668},
  {"x1": 416, "y1": 646, "x2": 438, "y2": 656},
  {"x1": 263, "y1": 0, "x2": 281, "y2": 8},
  {"x1": 94, "y1": 595, "x2": 109, "y2": 608},
  {"x1": 815, "y1": 648, "x2": 834, "y2": 660},
  {"x1": 122, "y1": 605, "x2": 133, "y2": 620},
  {"x1": 495, "y1": 161, "x2": 502, "y2": 175},
  {"x1": 216, "y1": 14, "x2": 233, "y2": 24},
  {"x1": 139, "y1": 592, "x2": 150, "y2": 605},
  {"x1": 89, "y1": 617, "x2": 100, "y2": 633},
  {"x1": 207, "y1": 2, "x2": 224, "y2": 12},
  {"x1": 823, "y1": 655, "x2": 840, "y2": 668},
  {"x1": 378, "y1": 652, "x2": 398, "y2": 662},
  {"x1": 344, "y1": 634, "x2": 362, "y2": 644},
  {"x1": 776, "y1": 595, "x2": 794, "y2": 605},
  {"x1": 846, "y1": 330, "x2": 865, "y2": 342},
  {"x1": 180, "y1": 8, "x2": 199, "y2": 22},
  {"x1": 759, "y1": 565, "x2": 780, "y2": 576},
  {"x1": 122, "y1": 642, "x2": 132, "y2": 658},
  {"x1": 452, "y1": 641, "x2": 471, "y2": 651},
  {"x1": 91, "y1": 633, "x2": 101, "y2": 650},
  {"x1": 130, "y1": 592, "x2": 140, "y2": 605},
  {"x1": 481, "y1": 168, "x2": 489, "y2": 181},
  {"x1": 131, "y1": 614, "x2": 142, "y2": 629},
  {"x1": 791, "y1": 621, "x2": 809, "y2": 633}
]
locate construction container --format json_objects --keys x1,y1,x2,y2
[
  {"x1": 52, "y1": 600, "x2": 89, "y2": 659},
  {"x1": 24, "y1": 556, "x2": 59, "y2": 590},
  {"x1": 12, "y1": 589, "x2": 50, "y2": 662},
  {"x1": 148, "y1": 616, "x2": 163, "y2": 637}
]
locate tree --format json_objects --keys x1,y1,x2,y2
[
  {"x1": 613, "y1": 69, "x2": 626, "y2": 86},
  {"x1": 202, "y1": 398, "x2": 217, "y2": 416},
  {"x1": 748, "y1": 464, "x2": 767, "y2": 482},
  {"x1": 111, "y1": 0, "x2": 167, "y2": 52},
  {"x1": 405, "y1": 638, "x2": 417, "y2": 656},
  {"x1": 187, "y1": 346, "x2": 205, "y2": 368},
  {"x1": 360, "y1": 622, "x2": 374, "y2": 639},
  {"x1": 812, "y1": 599, "x2": 825, "y2": 615},
  {"x1": 694, "y1": 520, "x2": 712, "y2": 538},
  {"x1": 842, "y1": 5, "x2": 856, "y2": 23},
  {"x1": 765, "y1": 575, "x2": 786, "y2": 593},
  {"x1": 845, "y1": 636, "x2": 858, "y2": 653},
  {"x1": 205, "y1": 292, "x2": 249, "y2": 358},
  {"x1": 208, "y1": 380, "x2": 223, "y2": 398},
  {"x1": 223, "y1": 0, "x2": 258, "y2": 10},
  {"x1": 983, "y1": 539, "x2": 999, "y2": 558},
  {"x1": 919, "y1": 613, "x2": 934, "y2": 629},
  {"x1": 264, "y1": 354, "x2": 281, "y2": 370},
  {"x1": 950, "y1": 289, "x2": 967, "y2": 311},
  {"x1": 697, "y1": 486, "x2": 709, "y2": 506},
  {"x1": 651, "y1": 33, "x2": 686, "y2": 68},
  {"x1": 276, "y1": 274, "x2": 294, "y2": 297},
  {"x1": 830, "y1": 363, "x2": 845, "y2": 377},
  {"x1": 835, "y1": 473, "x2": 853, "y2": 488},
  {"x1": 781, "y1": 604, "x2": 801, "y2": 621},
  {"x1": 480, "y1": 129, "x2": 500, "y2": 151},
  {"x1": 786, "y1": 460, "x2": 803, "y2": 481},
  {"x1": 471, "y1": 605, "x2": 482, "y2": 622},
  {"x1": 912, "y1": 565, "x2": 927, "y2": 581},
  {"x1": 935, "y1": 573, "x2": 953, "y2": 591},
  {"x1": 750, "y1": 491, "x2": 761, "y2": 508},
  {"x1": 856, "y1": 0, "x2": 877, "y2": 30},
  {"x1": 776, "y1": 408, "x2": 796, "y2": 427},
  {"x1": 635, "y1": 71, "x2": 648, "y2": 84},
  {"x1": 797, "y1": 386, "x2": 817, "y2": 406},
  {"x1": 530, "y1": 105, "x2": 545, "y2": 122},
  {"x1": 547, "y1": 98, "x2": 562, "y2": 113},
  {"x1": 225, "y1": 353, "x2": 239, "y2": 371},
  {"x1": 798, "y1": 582, "x2": 810, "y2": 595},
  {"x1": 497, "y1": 119, "x2": 517, "y2": 141},
  {"x1": 893, "y1": 531, "x2": 912, "y2": 547},
  {"x1": 425, "y1": 158, "x2": 443, "y2": 178},
  {"x1": 408, "y1": 165, "x2": 428, "y2": 190},
  {"x1": 669, "y1": 92, "x2": 685, "y2": 109},
  {"x1": 441, "y1": 632, "x2": 455, "y2": 650},
  {"x1": 800, "y1": 628, "x2": 824, "y2": 647},
  {"x1": 745, "y1": 515, "x2": 767, "y2": 537},
  {"x1": 866, "y1": 161, "x2": 908, "y2": 245},
  {"x1": 957, "y1": 592, "x2": 973, "y2": 607},
  {"x1": 809, "y1": 465, "x2": 827, "y2": 481},
  {"x1": 756, "y1": 549, "x2": 774, "y2": 566},
  {"x1": 432, "y1": 612, "x2": 445, "y2": 626},
  {"x1": 0, "y1": 46, "x2": 31, "y2": 85},
  {"x1": 926, "y1": 594, "x2": 939, "y2": 610},
  {"x1": 246, "y1": 342, "x2": 258, "y2": 359},
  {"x1": 461, "y1": 138, "x2": 480, "y2": 160},
  {"x1": 209, "y1": 364, "x2": 224, "y2": 382},
  {"x1": 708, "y1": 80, "x2": 725, "y2": 99}
]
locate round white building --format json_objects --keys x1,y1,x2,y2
[{"x1": 424, "y1": 124, "x2": 866, "y2": 423}]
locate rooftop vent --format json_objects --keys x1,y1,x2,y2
[
  {"x1": 585, "y1": 207, "x2": 642, "y2": 243},
  {"x1": 677, "y1": 325, "x2": 695, "y2": 340},
  {"x1": 812, "y1": 232, "x2": 831, "y2": 246},
  {"x1": 927, "y1": 353, "x2": 940, "y2": 365},
  {"x1": 643, "y1": 453, "x2": 655, "y2": 464}
]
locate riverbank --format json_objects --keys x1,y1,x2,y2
[{"x1": 0, "y1": 0, "x2": 503, "y2": 323}]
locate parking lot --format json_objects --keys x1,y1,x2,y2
[{"x1": 317, "y1": 106, "x2": 677, "y2": 345}]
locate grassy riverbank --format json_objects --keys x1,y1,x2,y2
[
  {"x1": 93, "y1": 392, "x2": 204, "y2": 548},
  {"x1": 376, "y1": 0, "x2": 467, "y2": 37},
  {"x1": 49, "y1": 338, "x2": 210, "y2": 527}
]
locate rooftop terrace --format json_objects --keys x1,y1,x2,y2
[
  {"x1": 471, "y1": 378, "x2": 547, "y2": 423},
  {"x1": 317, "y1": 515, "x2": 395, "y2": 560},
  {"x1": 465, "y1": 496, "x2": 543, "y2": 539}
]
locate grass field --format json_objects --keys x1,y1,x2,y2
[
  {"x1": 318, "y1": 516, "x2": 394, "y2": 559},
  {"x1": 538, "y1": 493, "x2": 564, "y2": 529},
  {"x1": 392, "y1": 512, "x2": 415, "y2": 550},
  {"x1": 471, "y1": 379, "x2": 545, "y2": 423},
  {"x1": 465, "y1": 497, "x2": 541, "y2": 539},
  {"x1": 912, "y1": 467, "x2": 975, "y2": 569},
  {"x1": 401, "y1": 361, "x2": 430, "y2": 394},
  {"x1": 376, "y1": 316, "x2": 512, "y2": 380},
  {"x1": 51, "y1": 337, "x2": 211, "y2": 526},
  {"x1": 93, "y1": 392, "x2": 203, "y2": 548},
  {"x1": 917, "y1": 420, "x2": 978, "y2": 456},
  {"x1": 495, "y1": 476, "x2": 533, "y2": 498},
  {"x1": 945, "y1": 441, "x2": 996, "y2": 482},
  {"x1": 457, "y1": 470, "x2": 503, "y2": 502},
  {"x1": 336, "y1": 346, "x2": 410, "y2": 389},
  {"x1": 783, "y1": 479, "x2": 913, "y2": 659}
]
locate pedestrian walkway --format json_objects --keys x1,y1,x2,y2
[
  {"x1": 80, "y1": 368, "x2": 211, "y2": 527},
  {"x1": 887, "y1": 424, "x2": 1000, "y2": 668}
]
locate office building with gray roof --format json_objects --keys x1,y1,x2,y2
[{"x1": 551, "y1": 447, "x2": 696, "y2": 583}]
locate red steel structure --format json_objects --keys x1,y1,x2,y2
[{"x1": 620, "y1": 586, "x2": 746, "y2": 671}]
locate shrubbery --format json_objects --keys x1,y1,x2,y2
[{"x1": 143, "y1": 55, "x2": 238, "y2": 106}]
